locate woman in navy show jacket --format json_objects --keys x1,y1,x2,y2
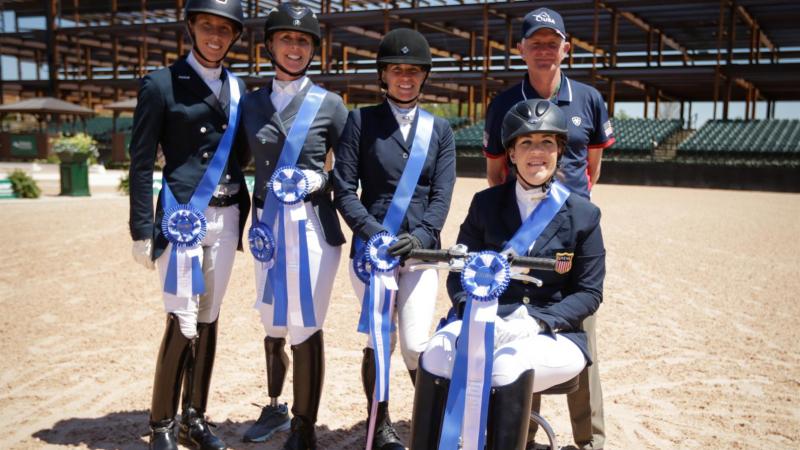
[
  {"x1": 410, "y1": 99, "x2": 605, "y2": 450},
  {"x1": 332, "y1": 28, "x2": 456, "y2": 450}
]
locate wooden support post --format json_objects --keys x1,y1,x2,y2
[
  {"x1": 723, "y1": 78, "x2": 732, "y2": 120},
  {"x1": 505, "y1": 17, "x2": 512, "y2": 71},
  {"x1": 610, "y1": 10, "x2": 618, "y2": 67},
  {"x1": 713, "y1": 0, "x2": 726, "y2": 120},
  {"x1": 654, "y1": 90, "x2": 661, "y2": 119},
  {"x1": 85, "y1": 47, "x2": 92, "y2": 80},
  {"x1": 592, "y1": 0, "x2": 600, "y2": 82},
  {"x1": 608, "y1": 80, "x2": 616, "y2": 117},
  {"x1": 141, "y1": 0, "x2": 148, "y2": 76}
]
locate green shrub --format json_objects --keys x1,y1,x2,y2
[
  {"x1": 118, "y1": 173, "x2": 130, "y2": 195},
  {"x1": 7, "y1": 169, "x2": 41, "y2": 199}
]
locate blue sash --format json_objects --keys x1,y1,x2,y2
[
  {"x1": 256, "y1": 84, "x2": 327, "y2": 328},
  {"x1": 359, "y1": 109, "x2": 435, "y2": 450},
  {"x1": 438, "y1": 180, "x2": 570, "y2": 450},
  {"x1": 161, "y1": 71, "x2": 241, "y2": 296}
]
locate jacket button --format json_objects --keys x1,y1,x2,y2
[
  {"x1": 222, "y1": 124, "x2": 227, "y2": 130},
  {"x1": 200, "y1": 126, "x2": 207, "y2": 134},
  {"x1": 202, "y1": 152, "x2": 209, "y2": 158},
  {"x1": 225, "y1": 174, "x2": 231, "y2": 180},
  {"x1": 402, "y1": 152, "x2": 408, "y2": 159},
  {"x1": 522, "y1": 296, "x2": 530, "y2": 304},
  {"x1": 265, "y1": 160, "x2": 270, "y2": 166},
  {"x1": 260, "y1": 138, "x2": 267, "y2": 144}
]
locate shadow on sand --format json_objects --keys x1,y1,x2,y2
[{"x1": 33, "y1": 411, "x2": 411, "y2": 450}]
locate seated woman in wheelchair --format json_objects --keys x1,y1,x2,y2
[{"x1": 410, "y1": 99, "x2": 606, "y2": 450}]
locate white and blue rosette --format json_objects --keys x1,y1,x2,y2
[
  {"x1": 366, "y1": 232, "x2": 400, "y2": 273},
  {"x1": 270, "y1": 165, "x2": 309, "y2": 206},
  {"x1": 248, "y1": 222, "x2": 276, "y2": 265},
  {"x1": 158, "y1": 69, "x2": 241, "y2": 298},
  {"x1": 362, "y1": 232, "x2": 400, "y2": 449},
  {"x1": 353, "y1": 247, "x2": 373, "y2": 285},
  {"x1": 438, "y1": 251, "x2": 510, "y2": 450},
  {"x1": 161, "y1": 203, "x2": 208, "y2": 249}
]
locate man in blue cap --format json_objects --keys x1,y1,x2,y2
[{"x1": 482, "y1": 6, "x2": 614, "y2": 450}]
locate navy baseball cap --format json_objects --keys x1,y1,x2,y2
[{"x1": 521, "y1": 7, "x2": 567, "y2": 40}]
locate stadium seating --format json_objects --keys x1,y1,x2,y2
[
  {"x1": 678, "y1": 119, "x2": 800, "y2": 160},
  {"x1": 454, "y1": 120, "x2": 485, "y2": 156},
  {"x1": 609, "y1": 118, "x2": 682, "y2": 156}
]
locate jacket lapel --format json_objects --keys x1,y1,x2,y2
[
  {"x1": 530, "y1": 202, "x2": 568, "y2": 256},
  {"x1": 378, "y1": 102, "x2": 409, "y2": 151},
  {"x1": 500, "y1": 181, "x2": 523, "y2": 244},
  {"x1": 278, "y1": 81, "x2": 312, "y2": 125},
  {"x1": 218, "y1": 71, "x2": 231, "y2": 116},
  {"x1": 174, "y1": 57, "x2": 226, "y2": 120}
]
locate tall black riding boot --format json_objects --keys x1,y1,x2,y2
[
  {"x1": 149, "y1": 314, "x2": 192, "y2": 450},
  {"x1": 486, "y1": 369, "x2": 536, "y2": 450},
  {"x1": 243, "y1": 336, "x2": 291, "y2": 442},
  {"x1": 282, "y1": 330, "x2": 324, "y2": 450},
  {"x1": 361, "y1": 348, "x2": 405, "y2": 450},
  {"x1": 407, "y1": 368, "x2": 417, "y2": 387},
  {"x1": 178, "y1": 320, "x2": 227, "y2": 450},
  {"x1": 409, "y1": 366, "x2": 450, "y2": 450}
]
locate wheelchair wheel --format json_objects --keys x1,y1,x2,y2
[{"x1": 529, "y1": 411, "x2": 558, "y2": 450}]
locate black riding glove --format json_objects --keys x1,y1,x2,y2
[{"x1": 388, "y1": 233, "x2": 422, "y2": 259}]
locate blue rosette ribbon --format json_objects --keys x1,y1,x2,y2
[
  {"x1": 270, "y1": 165, "x2": 309, "y2": 205},
  {"x1": 161, "y1": 204, "x2": 208, "y2": 248},
  {"x1": 160, "y1": 203, "x2": 208, "y2": 297},
  {"x1": 438, "y1": 251, "x2": 510, "y2": 450},
  {"x1": 255, "y1": 164, "x2": 316, "y2": 328},
  {"x1": 359, "y1": 232, "x2": 400, "y2": 449},
  {"x1": 248, "y1": 222, "x2": 276, "y2": 264}
]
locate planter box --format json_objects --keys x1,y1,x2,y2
[{"x1": 58, "y1": 152, "x2": 91, "y2": 196}]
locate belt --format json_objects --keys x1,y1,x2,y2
[
  {"x1": 208, "y1": 193, "x2": 239, "y2": 207},
  {"x1": 253, "y1": 195, "x2": 314, "y2": 210}
]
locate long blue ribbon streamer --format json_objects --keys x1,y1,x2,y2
[
  {"x1": 438, "y1": 180, "x2": 571, "y2": 450},
  {"x1": 162, "y1": 71, "x2": 241, "y2": 296},
  {"x1": 259, "y1": 85, "x2": 327, "y2": 328},
  {"x1": 357, "y1": 109, "x2": 435, "y2": 331},
  {"x1": 359, "y1": 109, "x2": 435, "y2": 411}
]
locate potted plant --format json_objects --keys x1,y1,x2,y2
[
  {"x1": 52, "y1": 133, "x2": 98, "y2": 196},
  {"x1": 52, "y1": 133, "x2": 99, "y2": 164}
]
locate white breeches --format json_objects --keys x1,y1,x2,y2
[
  {"x1": 348, "y1": 260, "x2": 439, "y2": 371},
  {"x1": 421, "y1": 314, "x2": 586, "y2": 390},
  {"x1": 254, "y1": 203, "x2": 341, "y2": 346},
  {"x1": 157, "y1": 205, "x2": 239, "y2": 339}
]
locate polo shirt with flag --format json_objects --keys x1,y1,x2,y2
[{"x1": 483, "y1": 72, "x2": 615, "y2": 198}]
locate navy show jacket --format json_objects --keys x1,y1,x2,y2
[
  {"x1": 447, "y1": 180, "x2": 606, "y2": 363},
  {"x1": 332, "y1": 101, "x2": 456, "y2": 257}
]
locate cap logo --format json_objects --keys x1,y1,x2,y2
[
  {"x1": 534, "y1": 11, "x2": 557, "y2": 25},
  {"x1": 571, "y1": 116, "x2": 582, "y2": 126},
  {"x1": 287, "y1": 5, "x2": 309, "y2": 19},
  {"x1": 401, "y1": 46, "x2": 410, "y2": 54},
  {"x1": 293, "y1": 19, "x2": 301, "y2": 25}
]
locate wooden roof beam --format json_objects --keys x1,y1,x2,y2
[
  {"x1": 616, "y1": 10, "x2": 691, "y2": 63},
  {"x1": 735, "y1": 4, "x2": 776, "y2": 52}
]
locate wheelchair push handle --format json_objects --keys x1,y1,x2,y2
[
  {"x1": 508, "y1": 255, "x2": 557, "y2": 271},
  {"x1": 408, "y1": 247, "x2": 557, "y2": 271}
]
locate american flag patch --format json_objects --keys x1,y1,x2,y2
[
  {"x1": 554, "y1": 252, "x2": 574, "y2": 274},
  {"x1": 604, "y1": 120, "x2": 613, "y2": 137}
]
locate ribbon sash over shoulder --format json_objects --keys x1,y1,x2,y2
[
  {"x1": 255, "y1": 84, "x2": 327, "y2": 328},
  {"x1": 161, "y1": 71, "x2": 241, "y2": 297}
]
